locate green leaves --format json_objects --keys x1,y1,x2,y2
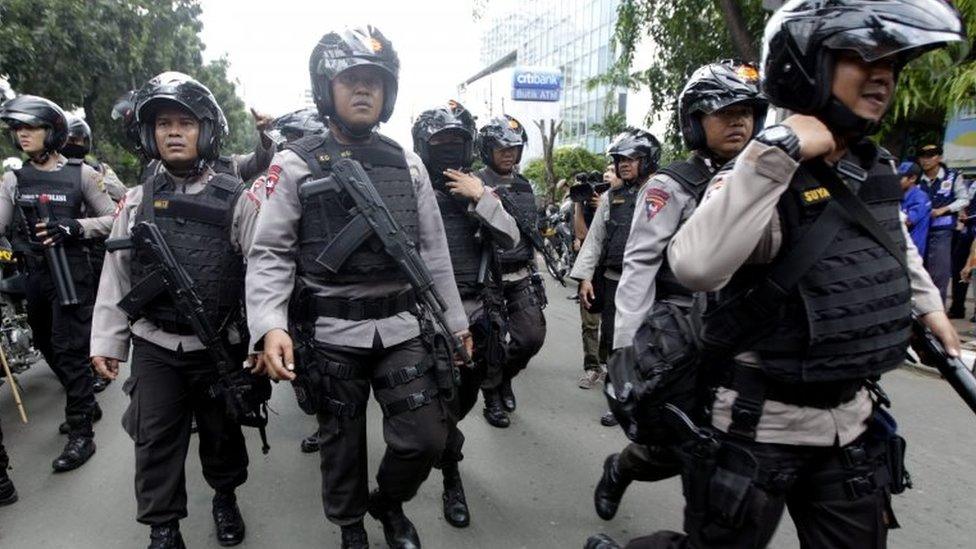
[{"x1": 524, "y1": 146, "x2": 607, "y2": 201}]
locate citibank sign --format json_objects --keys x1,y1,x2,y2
[{"x1": 512, "y1": 67, "x2": 562, "y2": 102}]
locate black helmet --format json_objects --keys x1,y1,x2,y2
[
  {"x1": 607, "y1": 128, "x2": 662, "y2": 180},
  {"x1": 412, "y1": 100, "x2": 477, "y2": 167},
  {"x1": 762, "y1": 0, "x2": 967, "y2": 135},
  {"x1": 63, "y1": 114, "x2": 93, "y2": 158},
  {"x1": 0, "y1": 95, "x2": 69, "y2": 152},
  {"x1": 309, "y1": 26, "x2": 399, "y2": 133},
  {"x1": 477, "y1": 114, "x2": 528, "y2": 168},
  {"x1": 679, "y1": 60, "x2": 768, "y2": 151},
  {"x1": 134, "y1": 71, "x2": 228, "y2": 161},
  {"x1": 270, "y1": 107, "x2": 326, "y2": 146},
  {"x1": 112, "y1": 90, "x2": 142, "y2": 154}
]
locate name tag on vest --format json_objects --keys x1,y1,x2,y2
[
  {"x1": 154, "y1": 199, "x2": 170, "y2": 210},
  {"x1": 802, "y1": 187, "x2": 831, "y2": 205},
  {"x1": 612, "y1": 197, "x2": 626, "y2": 205}
]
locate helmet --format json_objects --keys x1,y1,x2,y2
[
  {"x1": 309, "y1": 26, "x2": 399, "y2": 133},
  {"x1": 112, "y1": 90, "x2": 142, "y2": 154},
  {"x1": 63, "y1": 114, "x2": 93, "y2": 157},
  {"x1": 679, "y1": 60, "x2": 768, "y2": 151},
  {"x1": 0, "y1": 95, "x2": 69, "y2": 152},
  {"x1": 134, "y1": 71, "x2": 228, "y2": 161},
  {"x1": 477, "y1": 114, "x2": 528, "y2": 168},
  {"x1": 762, "y1": 0, "x2": 967, "y2": 135},
  {"x1": 270, "y1": 107, "x2": 326, "y2": 145},
  {"x1": 607, "y1": 128, "x2": 662, "y2": 180},
  {"x1": 411, "y1": 100, "x2": 477, "y2": 167}
]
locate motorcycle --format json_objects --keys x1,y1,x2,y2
[
  {"x1": 0, "y1": 237, "x2": 40, "y2": 376},
  {"x1": 540, "y1": 199, "x2": 576, "y2": 282}
]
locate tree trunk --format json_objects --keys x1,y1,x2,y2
[
  {"x1": 535, "y1": 119, "x2": 562, "y2": 205},
  {"x1": 715, "y1": 0, "x2": 758, "y2": 62}
]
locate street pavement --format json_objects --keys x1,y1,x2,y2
[{"x1": 1, "y1": 276, "x2": 975, "y2": 548}]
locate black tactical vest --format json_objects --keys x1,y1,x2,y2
[
  {"x1": 602, "y1": 182, "x2": 639, "y2": 271},
  {"x1": 716, "y1": 148, "x2": 911, "y2": 383},
  {"x1": 435, "y1": 189, "x2": 483, "y2": 297},
  {"x1": 478, "y1": 168, "x2": 537, "y2": 268},
  {"x1": 654, "y1": 156, "x2": 716, "y2": 299},
  {"x1": 129, "y1": 170, "x2": 246, "y2": 333},
  {"x1": 11, "y1": 159, "x2": 92, "y2": 274},
  {"x1": 288, "y1": 132, "x2": 420, "y2": 284}
]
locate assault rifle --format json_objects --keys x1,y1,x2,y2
[
  {"x1": 493, "y1": 187, "x2": 566, "y2": 286},
  {"x1": 106, "y1": 222, "x2": 270, "y2": 451},
  {"x1": 910, "y1": 313, "x2": 976, "y2": 416},
  {"x1": 301, "y1": 158, "x2": 472, "y2": 371}
]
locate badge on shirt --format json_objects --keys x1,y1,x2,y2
[
  {"x1": 801, "y1": 186, "x2": 831, "y2": 205},
  {"x1": 644, "y1": 188, "x2": 670, "y2": 220},
  {"x1": 941, "y1": 179, "x2": 953, "y2": 192}
]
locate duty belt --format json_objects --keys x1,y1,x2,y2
[
  {"x1": 305, "y1": 291, "x2": 417, "y2": 321},
  {"x1": 501, "y1": 262, "x2": 528, "y2": 275}
]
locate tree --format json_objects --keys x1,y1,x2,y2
[
  {"x1": 534, "y1": 118, "x2": 563, "y2": 205},
  {"x1": 0, "y1": 0, "x2": 256, "y2": 183},
  {"x1": 523, "y1": 146, "x2": 606, "y2": 203}
]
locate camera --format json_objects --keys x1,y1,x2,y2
[{"x1": 569, "y1": 171, "x2": 610, "y2": 203}]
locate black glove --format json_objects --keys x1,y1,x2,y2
[{"x1": 37, "y1": 218, "x2": 83, "y2": 245}]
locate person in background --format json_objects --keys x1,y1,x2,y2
[{"x1": 900, "y1": 161, "x2": 931, "y2": 257}]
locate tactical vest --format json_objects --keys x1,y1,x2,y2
[
  {"x1": 129, "y1": 171, "x2": 245, "y2": 333},
  {"x1": 478, "y1": 168, "x2": 537, "y2": 268},
  {"x1": 922, "y1": 166, "x2": 959, "y2": 230},
  {"x1": 715, "y1": 151, "x2": 912, "y2": 383},
  {"x1": 288, "y1": 132, "x2": 420, "y2": 284},
  {"x1": 11, "y1": 159, "x2": 92, "y2": 274},
  {"x1": 602, "y1": 183, "x2": 639, "y2": 271},
  {"x1": 653, "y1": 156, "x2": 716, "y2": 299},
  {"x1": 435, "y1": 189, "x2": 483, "y2": 297}
]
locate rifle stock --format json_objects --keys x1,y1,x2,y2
[{"x1": 494, "y1": 188, "x2": 566, "y2": 286}]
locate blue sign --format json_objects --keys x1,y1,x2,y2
[{"x1": 512, "y1": 67, "x2": 562, "y2": 102}]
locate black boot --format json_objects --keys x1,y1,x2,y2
[
  {"x1": 594, "y1": 454, "x2": 631, "y2": 520},
  {"x1": 52, "y1": 435, "x2": 95, "y2": 472},
  {"x1": 600, "y1": 410, "x2": 618, "y2": 427},
  {"x1": 585, "y1": 534, "x2": 622, "y2": 549},
  {"x1": 212, "y1": 491, "x2": 246, "y2": 546},
  {"x1": 148, "y1": 522, "x2": 185, "y2": 549},
  {"x1": 0, "y1": 471, "x2": 17, "y2": 506},
  {"x1": 92, "y1": 375, "x2": 112, "y2": 393},
  {"x1": 340, "y1": 521, "x2": 369, "y2": 549},
  {"x1": 482, "y1": 389, "x2": 510, "y2": 428},
  {"x1": 367, "y1": 489, "x2": 421, "y2": 549},
  {"x1": 60, "y1": 403, "x2": 102, "y2": 435},
  {"x1": 300, "y1": 431, "x2": 321, "y2": 453},
  {"x1": 442, "y1": 462, "x2": 470, "y2": 528},
  {"x1": 499, "y1": 377, "x2": 516, "y2": 412}
]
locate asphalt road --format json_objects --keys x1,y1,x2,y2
[{"x1": 1, "y1": 277, "x2": 974, "y2": 548}]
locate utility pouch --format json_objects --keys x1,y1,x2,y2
[
  {"x1": 870, "y1": 406, "x2": 912, "y2": 494},
  {"x1": 432, "y1": 331, "x2": 459, "y2": 402},
  {"x1": 290, "y1": 337, "x2": 322, "y2": 415}
]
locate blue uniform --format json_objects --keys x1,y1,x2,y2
[{"x1": 902, "y1": 185, "x2": 931, "y2": 256}]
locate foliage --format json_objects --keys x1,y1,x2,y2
[
  {"x1": 0, "y1": 0, "x2": 256, "y2": 183},
  {"x1": 524, "y1": 146, "x2": 606, "y2": 202}
]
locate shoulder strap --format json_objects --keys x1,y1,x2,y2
[
  {"x1": 65, "y1": 158, "x2": 84, "y2": 166},
  {"x1": 657, "y1": 159, "x2": 713, "y2": 200},
  {"x1": 286, "y1": 135, "x2": 330, "y2": 180}
]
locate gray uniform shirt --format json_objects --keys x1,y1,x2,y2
[
  {"x1": 245, "y1": 143, "x2": 468, "y2": 350},
  {"x1": 98, "y1": 161, "x2": 129, "y2": 201},
  {"x1": 667, "y1": 141, "x2": 944, "y2": 446},
  {"x1": 476, "y1": 166, "x2": 537, "y2": 282},
  {"x1": 90, "y1": 165, "x2": 262, "y2": 361},
  {"x1": 457, "y1": 187, "x2": 521, "y2": 319},
  {"x1": 0, "y1": 154, "x2": 116, "y2": 238},
  {"x1": 611, "y1": 172, "x2": 700, "y2": 350}
]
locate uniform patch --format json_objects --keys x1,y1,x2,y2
[
  {"x1": 250, "y1": 175, "x2": 265, "y2": 195},
  {"x1": 265, "y1": 164, "x2": 282, "y2": 198},
  {"x1": 95, "y1": 174, "x2": 106, "y2": 193},
  {"x1": 644, "y1": 188, "x2": 670, "y2": 220},
  {"x1": 801, "y1": 186, "x2": 831, "y2": 205},
  {"x1": 941, "y1": 179, "x2": 953, "y2": 192},
  {"x1": 113, "y1": 196, "x2": 126, "y2": 218},
  {"x1": 245, "y1": 189, "x2": 261, "y2": 211},
  {"x1": 154, "y1": 199, "x2": 170, "y2": 210}
]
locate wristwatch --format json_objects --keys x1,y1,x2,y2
[{"x1": 755, "y1": 124, "x2": 801, "y2": 161}]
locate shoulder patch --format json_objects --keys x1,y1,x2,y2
[
  {"x1": 245, "y1": 189, "x2": 261, "y2": 211},
  {"x1": 644, "y1": 187, "x2": 671, "y2": 220},
  {"x1": 113, "y1": 195, "x2": 127, "y2": 218},
  {"x1": 265, "y1": 165, "x2": 282, "y2": 198}
]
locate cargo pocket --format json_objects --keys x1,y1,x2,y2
[{"x1": 120, "y1": 376, "x2": 141, "y2": 443}]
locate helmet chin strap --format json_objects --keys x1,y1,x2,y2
[
  {"x1": 330, "y1": 116, "x2": 375, "y2": 141},
  {"x1": 822, "y1": 95, "x2": 879, "y2": 140}
]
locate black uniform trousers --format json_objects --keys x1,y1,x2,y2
[
  {"x1": 625, "y1": 429, "x2": 892, "y2": 549},
  {"x1": 484, "y1": 276, "x2": 546, "y2": 390},
  {"x1": 599, "y1": 277, "x2": 620, "y2": 356},
  {"x1": 0, "y1": 414, "x2": 8, "y2": 471},
  {"x1": 308, "y1": 336, "x2": 448, "y2": 526},
  {"x1": 617, "y1": 442, "x2": 682, "y2": 483},
  {"x1": 24, "y1": 265, "x2": 96, "y2": 437},
  {"x1": 441, "y1": 313, "x2": 493, "y2": 466},
  {"x1": 949, "y1": 228, "x2": 974, "y2": 315},
  {"x1": 122, "y1": 336, "x2": 249, "y2": 526}
]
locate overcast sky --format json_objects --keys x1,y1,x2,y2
[{"x1": 198, "y1": 0, "x2": 484, "y2": 146}]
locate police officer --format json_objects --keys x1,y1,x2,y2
[
  {"x1": 918, "y1": 142, "x2": 970, "y2": 306},
  {"x1": 587, "y1": 2, "x2": 966, "y2": 547},
  {"x1": 90, "y1": 72, "x2": 260, "y2": 549},
  {"x1": 475, "y1": 115, "x2": 547, "y2": 428},
  {"x1": 571, "y1": 128, "x2": 661, "y2": 427},
  {"x1": 246, "y1": 27, "x2": 469, "y2": 549},
  {"x1": 588, "y1": 60, "x2": 767, "y2": 525},
  {"x1": 0, "y1": 95, "x2": 115, "y2": 472},
  {"x1": 413, "y1": 101, "x2": 520, "y2": 527}
]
